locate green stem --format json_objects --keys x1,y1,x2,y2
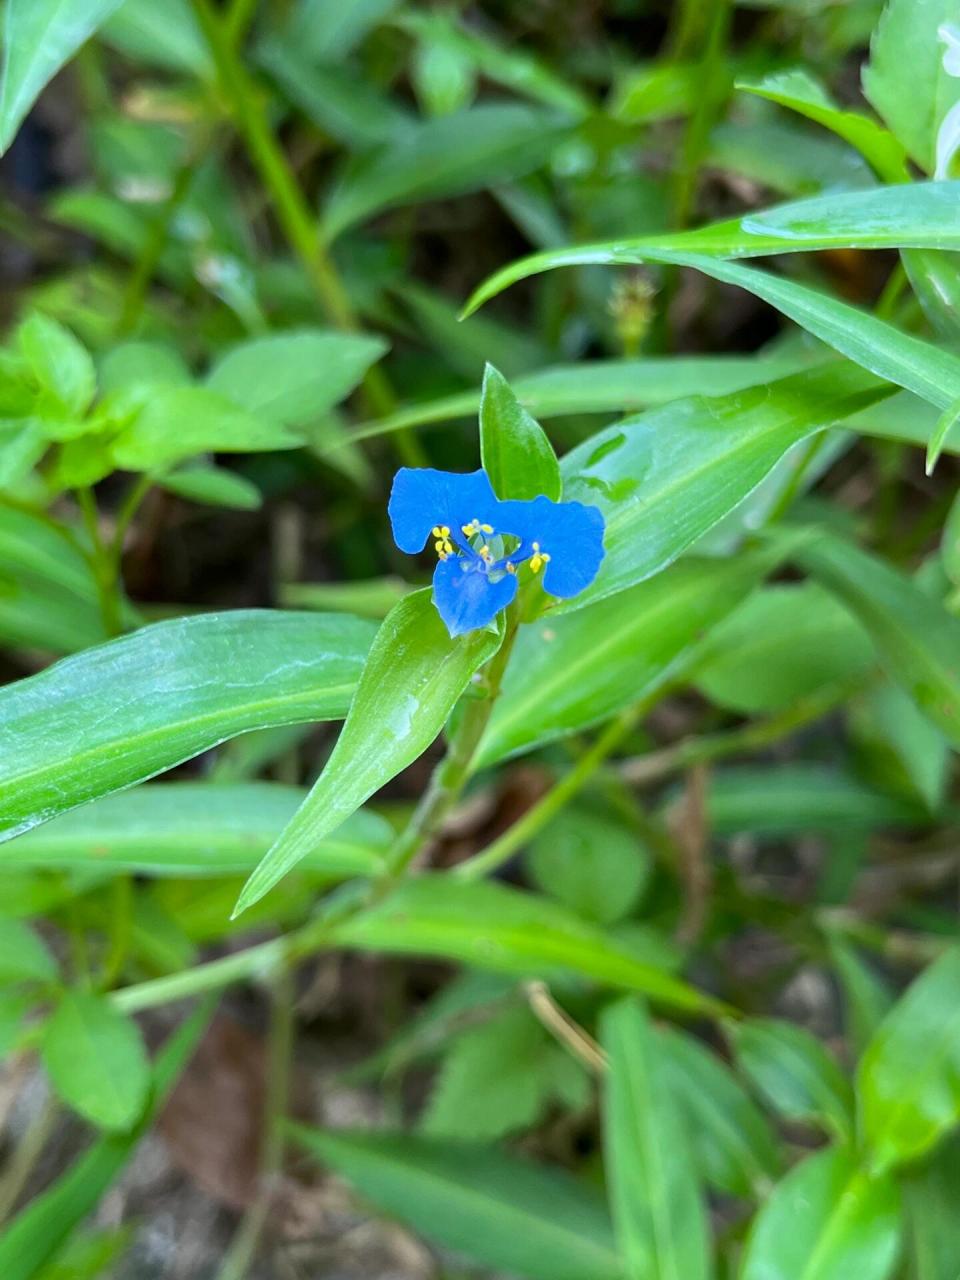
[
  {"x1": 0, "y1": 1092, "x2": 59, "y2": 1225},
  {"x1": 110, "y1": 472, "x2": 153, "y2": 571},
  {"x1": 111, "y1": 935, "x2": 288, "y2": 1013},
  {"x1": 111, "y1": 888, "x2": 361, "y2": 1013},
  {"x1": 117, "y1": 142, "x2": 211, "y2": 336},
  {"x1": 190, "y1": 0, "x2": 425, "y2": 465},
  {"x1": 99, "y1": 874, "x2": 134, "y2": 990},
  {"x1": 384, "y1": 614, "x2": 522, "y2": 876},
  {"x1": 455, "y1": 701, "x2": 645, "y2": 882},
  {"x1": 619, "y1": 673, "x2": 870, "y2": 788},
  {"x1": 215, "y1": 965, "x2": 294, "y2": 1280},
  {"x1": 78, "y1": 474, "x2": 152, "y2": 638},
  {"x1": 193, "y1": 0, "x2": 353, "y2": 331},
  {"x1": 671, "y1": 0, "x2": 733, "y2": 229},
  {"x1": 76, "y1": 487, "x2": 122, "y2": 637},
  {"x1": 225, "y1": 0, "x2": 261, "y2": 46}
]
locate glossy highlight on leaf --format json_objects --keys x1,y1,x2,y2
[
  {"x1": 0, "y1": 611, "x2": 377, "y2": 841},
  {"x1": 233, "y1": 590, "x2": 503, "y2": 915}
]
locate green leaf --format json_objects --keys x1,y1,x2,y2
[
  {"x1": 472, "y1": 247, "x2": 960, "y2": 415},
  {"x1": 728, "y1": 1018, "x2": 854, "y2": 1139},
  {"x1": 704, "y1": 765, "x2": 925, "y2": 836},
  {"x1": 740, "y1": 1145, "x2": 901, "y2": 1280},
  {"x1": 0, "y1": 993, "x2": 32, "y2": 1058},
  {"x1": 18, "y1": 313, "x2": 96, "y2": 417},
  {"x1": 98, "y1": 341, "x2": 190, "y2": 395},
  {"x1": 600, "y1": 998, "x2": 712, "y2": 1280},
  {"x1": 411, "y1": 26, "x2": 477, "y2": 117},
  {"x1": 858, "y1": 948, "x2": 960, "y2": 1173},
  {"x1": 0, "y1": 916, "x2": 57, "y2": 984},
  {"x1": 610, "y1": 60, "x2": 698, "y2": 123},
  {"x1": 5, "y1": 783, "x2": 392, "y2": 878},
  {"x1": 158, "y1": 465, "x2": 263, "y2": 511},
  {"x1": 556, "y1": 364, "x2": 888, "y2": 611},
  {"x1": 0, "y1": 420, "x2": 45, "y2": 490},
  {"x1": 110, "y1": 386, "x2": 303, "y2": 470},
  {"x1": 41, "y1": 993, "x2": 149, "y2": 1131},
  {"x1": 0, "y1": 571, "x2": 106, "y2": 655},
  {"x1": 258, "y1": 36, "x2": 412, "y2": 148},
  {"x1": 479, "y1": 363, "x2": 560, "y2": 502},
  {"x1": 322, "y1": 104, "x2": 572, "y2": 240},
  {"x1": 396, "y1": 280, "x2": 548, "y2": 383},
  {"x1": 477, "y1": 553, "x2": 820, "y2": 765},
  {"x1": 33, "y1": 1225, "x2": 133, "y2": 1280},
  {"x1": 398, "y1": 10, "x2": 587, "y2": 114},
  {"x1": 903, "y1": 250, "x2": 960, "y2": 344},
  {"x1": 205, "y1": 329, "x2": 389, "y2": 427},
  {"x1": 0, "y1": 0, "x2": 126, "y2": 154},
  {"x1": 862, "y1": 0, "x2": 960, "y2": 172},
  {"x1": 737, "y1": 69, "x2": 908, "y2": 180},
  {"x1": 234, "y1": 590, "x2": 502, "y2": 916},
  {"x1": 0, "y1": 1002, "x2": 211, "y2": 1280},
  {"x1": 0, "y1": 502, "x2": 98, "y2": 601},
  {"x1": 660, "y1": 1027, "x2": 780, "y2": 1200},
  {"x1": 0, "y1": 610, "x2": 376, "y2": 841},
  {"x1": 694, "y1": 583, "x2": 873, "y2": 714},
  {"x1": 902, "y1": 1135, "x2": 960, "y2": 1280},
  {"x1": 926, "y1": 393, "x2": 960, "y2": 475},
  {"x1": 851, "y1": 682, "x2": 950, "y2": 813},
  {"x1": 462, "y1": 182, "x2": 960, "y2": 313},
  {"x1": 944, "y1": 488, "x2": 960, "y2": 586},
  {"x1": 787, "y1": 530, "x2": 960, "y2": 747},
  {"x1": 100, "y1": 0, "x2": 211, "y2": 75},
  {"x1": 281, "y1": 576, "x2": 409, "y2": 619},
  {"x1": 348, "y1": 347, "x2": 816, "y2": 442},
  {"x1": 827, "y1": 935, "x2": 893, "y2": 1057},
  {"x1": 279, "y1": 0, "x2": 396, "y2": 62},
  {"x1": 423, "y1": 1004, "x2": 587, "y2": 1140},
  {"x1": 291, "y1": 1125, "x2": 623, "y2": 1280},
  {"x1": 527, "y1": 808, "x2": 649, "y2": 926},
  {"x1": 708, "y1": 115, "x2": 875, "y2": 196},
  {"x1": 334, "y1": 875, "x2": 721, "y2": 1015}
]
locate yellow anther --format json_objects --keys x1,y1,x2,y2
[
  {"x1": 530, "y1": 541, "x2": 551, "y2": 573},
  {"x1": 479, "y1": 545, "x2": 494, "y2": 565},
  {"x1": 505, "y1": 562, "x2": 517, "y2": 575},
  {"x1": 432, "y1": 524, "x2": 453, "y2": 558},
  {"x1": 461, "y1": 518, "x2": 495, "y2": 537}
]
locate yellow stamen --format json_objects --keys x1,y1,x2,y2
[
  {"x1": 432, "y1": 524, "x2": 453, "y2": 558},
  {"x1": 479, "y1": 545, "x2": 494, "y2": 565},
  {"x1": 530, "y1": 541, "x2": 551, "y2": 574},
  {"x1": 461, "y1": 517, "x2": 495, "y2": 537}
]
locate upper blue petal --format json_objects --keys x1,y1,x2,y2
[
  {"x1": 432, "y1": 557, "x2": 517, "y2": 638},
  {"x1": 388, "y1": 467, "x2": 500, "y2": 554},
  {"x1": 498, "y1": 495, "x2": 605, "y2": 598}
]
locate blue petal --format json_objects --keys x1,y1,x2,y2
[
  {"x1": 432, "y1": 557, "x2": 517, "y2": 637},
  {"x1": 388, "y1": 468, "x2": 500, "y2": 554},
  {"x1": 499, "y1": 495, "x2": 605, "y2": 598}
]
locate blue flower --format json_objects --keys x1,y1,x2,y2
[{"x1": 388, "y1": 467, "x2": 605, "y2": 637}]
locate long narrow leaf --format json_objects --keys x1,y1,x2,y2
[
  {"x1": 291, "y1": 1125, "x2": 624, "y2": 1280},
  {"x1": 0, "y1": 611, "x2": 377, "y2": 841}
]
